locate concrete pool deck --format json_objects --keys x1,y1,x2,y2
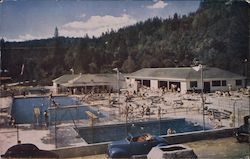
[{"x1": 0, "y1": 90, "x2": 249, "y2": 156}]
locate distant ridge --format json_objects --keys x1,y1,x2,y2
[{"x1": 1, "y1": 0, "x2": 248, "y2": 85}]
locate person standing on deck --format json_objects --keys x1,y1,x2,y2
[
  {"x1": 9, "y1": 116, "x2": 16, "y2": 127},
  {"x1": 44, "y1": 110, "x2": 49, "y2": 128},
  {"x1": 158, "y1": 106, "x2": 161, "y2": 119},
  {"x1": 49, "y1": 92, "x2": 53, "y2": 99}
]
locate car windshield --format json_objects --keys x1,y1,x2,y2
[
  {"x1": 126, "y1": 134, "x2": 133, "y2": 142},
  {"x1": 129, "y1": 134, "x2": 154, "y2": 142}
]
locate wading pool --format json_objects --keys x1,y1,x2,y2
[{"x1": 77, "y1": 118, "x2": 209, "y2": 144}]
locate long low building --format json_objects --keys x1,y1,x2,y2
[
  {"x1": 125, "y1": 67, "x2": 246, "y2": 94},
  {"x1": 52, "y1": 74, "x2": 125, "y2": 94}
]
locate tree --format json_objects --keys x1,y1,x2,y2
[
  {"x1": 89, "y1": 62, "x2": 98, "y2": 73},
  {"x1": 3, "y1": 0, "x2": 248, "y2": 84},
  {"x1": 54, "y1": 27, "x2": 59, "y2": 38},
  {"x1": 122, "y1": 55, "x2": 137, "y2": 73},
  {"x1": 0, "y1": 39, "x2": 7, "y2": 73}
]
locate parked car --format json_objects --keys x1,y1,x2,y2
[
  {"x1": 107, "y1": 133, "x2": 167, "y2": 158},
  {"x1": 235, "y1": 115, "x2": 250, "y2": 143},
  {"x1": 1, "y1": 143, "x2": 59, "y2": 158}
]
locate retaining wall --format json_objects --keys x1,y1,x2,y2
[
  {"x1": 160, "y1": 127, "x2": 236, "y2": 145},
  {"x1": 52, "y1": 127, "x2": 236, "y2": 158}
]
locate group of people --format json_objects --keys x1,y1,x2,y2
[
  {"x1": 33, "y1": 107, "x2": 50, "y2": 128},
  {"x1": 136, "y1": 134, "x2": 153, "y2": 142},
  {"x1": 123, "y1": 104, "x2": 152, "y2": 118},
  {"x1": 44, "y1": 110, "x2": 49, "y2": 127},
  {"x1": 8, "y1": 116, "x2": 16, "y2": 127},
  {"x1": 215, "y1": 91, "x2": 231, "y2": 97}
]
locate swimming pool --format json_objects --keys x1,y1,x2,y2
[
  {"x1": 77, "y1": 118, "x2": 209, "y2": 144},
  {"x1": 11, "y1": 96, "x2": 106, "y2": 124}
]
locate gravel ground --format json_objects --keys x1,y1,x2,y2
[
  {"x1": 71, "y1": 137, "x2": 250, "y2": 159},
  {"x1": 186, "y1": 137, "x2": 250, "y2": 159}
]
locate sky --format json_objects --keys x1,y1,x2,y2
[{"x1": 0, "y1": 0, "x2": 200, "y2": 42}]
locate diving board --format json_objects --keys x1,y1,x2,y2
[
  {"x1": 85, "y1": 111, "x2": 98, "y2": 120},
  {"x1": 85, "y1": 111, "x2": 98, "y2": 127}
]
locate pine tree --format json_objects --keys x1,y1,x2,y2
[
  {"x1": 54, "y1": 27, "x2": 59, "y2": 38},
  {"x1": 122, "y1": 55, "x2": 136, "y2": 73}
]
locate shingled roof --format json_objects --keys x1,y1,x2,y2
[
  {"x1": 53, "y1": 73, "x2": 125, "y2": 87},
  {"x1": 126, "y1": 67, "x2": 245, "y2": 80},
  {"x1": 53, "y1": 74, "x2": 79, "y2": 84},
  {"x1": 61, "y1": 74, "x2": 117, "y2": 87},
  {"x1": 72, "y1": 74, "x2": 117, "y2": 83}
]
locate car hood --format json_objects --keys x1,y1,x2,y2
[
  {"x1": 238, "y1": 124, "x2": 250, "y2": 134},
  {"x1": 154, "y1": 136, "x2": 167, "y2": 143},
  {"x1": 108, "y1": 139, "x2": 129, "y2": 149}
]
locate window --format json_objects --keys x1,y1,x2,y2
[
  {"x1": 142, "y1": 80, "x2": 150, "y2": 87},
  {"x1": 190, "y1": 81, "x2": 197, "y2": 88},
  {"x1": 212, "y1": 80, "x2": 221, "y2": 86},
  {"x1": 135, "y1": 79, "x2": 141, "y2": 84},
  {"x1": 221, "y1": 80, "x2": 227, "y2": 86},
  {"x1": 236, "y1": 80, "x2": 242, "y2": 86},
  {"x1": 159, "y1": 81, "x2": 168, "y2": 88}
]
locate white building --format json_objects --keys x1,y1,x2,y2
[
  {"x1": 52, "y1": 73, "x2": 125, "y2": 94},
  {"x1": 125, "y1": 67, "x2": 246, "y2": 94}
]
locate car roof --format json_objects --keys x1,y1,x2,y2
[
  {"x1": 2, "y1": 143, "x2": 59, "y2": 158},
  {"x1": 7, "y1": 143, "x2": 39, "y2": 152}
]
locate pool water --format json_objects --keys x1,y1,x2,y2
[
  {"x1": 11, "y1": 96, "x2": 106, "y2": 124},
  {"x1": 77, "y1": 118, "x2": 208, "y2": 144}
]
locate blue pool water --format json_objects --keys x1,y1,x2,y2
[
  {"x1": 77, "y1": 118, "x2": 209, "y2": 144},
  {"x1": 11, "y1": 96, "x2": 106, "y2": 124}
]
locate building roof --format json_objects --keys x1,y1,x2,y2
[
  {"x1": 125, "y1": 67, "x2": 246, "y2": 80},
  {"x1": 53, "y1": 74, "x2": 79, "y2": 84},
  {"x1": 53, "y1": 73, "x2": 125, "y2": 87},
  {"x1": 72, "y1": 74, "x2": 117, "y2": 84},
  {"x1": 62, "y1": 74, "x2": 117, "y2": 87}
]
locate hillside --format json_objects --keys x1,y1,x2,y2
[{"x1": 1, "y1": 0, "x2": 249, "y2": 85}]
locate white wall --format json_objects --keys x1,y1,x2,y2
[
  {"x1": 126, "y1": 77, "x2": 245, "y2": 94},
  {"x1": 52, "y1": 82, "x2": 58, "y2": 94},
  {"x1": 210, "y1": 85, "x2": 228, "y2": 92},
  {"x1": 210, "y1": 78, "x2": 245, "y2": 92},
  {"x1": 227, "y1": 79, "x2": 245, "y2": 91},
  {"x1": 186, "y1": 78, "x2": 245, "y2": 92},
  {"x1": 180, "y1": 82, "x2": 187, "y2": 94},
  {"x1": 150, "y1": 80, "x2": 158, "y2": 90}
]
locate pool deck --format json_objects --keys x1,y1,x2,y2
[{"x1": 0, "y1": 90, "x2": 249, "y2": 156}]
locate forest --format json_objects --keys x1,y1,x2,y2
[{"x1": 1, "y1": 0, "x2": 249, "y2": 85}]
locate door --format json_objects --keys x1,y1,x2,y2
[
  {"x1": 131, "y1": 140, "x2": 149, "y2": 155},
  {"x1": 204, "y1": 82, "x2": 210, "y2": 93}
]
